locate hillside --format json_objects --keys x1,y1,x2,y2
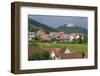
[
  {"x1": 28, "y1": 18, "x2": 58, "y2": 32},
  {"x1": 57, "y1": 24, "x2": 87, "y2": 34},
  {"x1": 28, "y1": 18, "x2": 87, "y2": 34}
]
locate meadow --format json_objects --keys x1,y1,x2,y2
[{"x1": 37, "y1": 42, "x2": 88, "y2": 53}]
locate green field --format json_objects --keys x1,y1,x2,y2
[{"x1": 37, "y1": 42, "x2": 88, "y2": 53}]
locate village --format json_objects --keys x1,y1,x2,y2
[
  {"x1": 28, "y1": 30, "x2": 84, "y2": 42},
  {"x1": 28, "y1": 30, "x2": 87, "y2": 60}
]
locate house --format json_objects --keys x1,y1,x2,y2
[
  {"x1": 28, "y1": 46, "x2": 45, "y2": 54},
  {"x1": 64, "y1": 48, "x2": 71, "y2": 53},
  {"x1": 36, "y1": 30, "x2": 50, "y2": 41},
  {"x1": 46, "y1": 47, "x2": 84, "y2": 60},
  {"x1": 49, "y1": 32, "x2": 59, "y2": 38},
  {"x1": 40, "y1": 34, "x2": 49, "y2": 41},
  {"x1": 47, "y1": 48, "x2": 65, "y2": 60},
  {"x1": 60, "y1": 34, "x2": 71, "y2": 42},
  {"x1": 71, "y1": 33, "x2": 82, "y2": 39},
  {"x1": 28, "y1": 46, "x2": 84, "y2": 60},
  {"x1": 35, "y1": 30, "x2": 84, "y2": 42},
  {"x1": 58, "y1": 33, "x2": 72, "y2": 42},
  {"x1": 64, "y1": 33, "x2": 83, "y2": 41},
  {"x1": 49, "y1": 32, "x2": 70, "y2": 42},
  {"x1": 58, "y1": 32, "x2": 64, "y2": 35},
  {"x1": 61, "y1": 52, "x2": 83, "y2": 59},
  {"x1": 28, "y1": 32, "x2": 35, "y2": 40},
  {"x1": 36, "y1": 30, "x2": 45, "y2": 37}
]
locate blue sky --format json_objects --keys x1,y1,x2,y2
[{"x1": 29, "y1": 15, "x2": 88, "y2": 29}]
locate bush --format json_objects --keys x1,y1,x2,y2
[
  {"x1": 78, "y1": 36, "x2": 83, "y2": 44},
  {"x1": 83, "y1": 35, "x2": 88, "y2": 43},
  {"x1": 28, "y1": 40, "x2": 38, "y2": 47},
  {"x1": 50, "y1": 38, "x2": 57, "y2": 42},
  {"x1": 78, "y1": 35, "x2": 88, "y2": 44},
  {"x1": 28, "y1": 50, "x2": 51, "y2": 60}
]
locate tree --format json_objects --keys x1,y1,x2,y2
[
  {"x1": 83, "y1": 35, "x2": 88, "y2": 43},
  {"x1": 51, "y1": 38, "x2": 57, "y2": 42},
  {"x1": 34, "y1": 35, "x2": 41, "y2": 42},
  {"x1": 78, "y1": 35, "x2": 88, "y2": 44},
  {"x1": 78, "y1": 35, "x2": 82, "y2": 44},
  {"x1": 29, "y1": 50, "x2": 51, "y2": 60}
]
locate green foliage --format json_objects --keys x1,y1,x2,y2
[
  {"x1": 77, "y1": 35, "x2": 88, "y2": 44},
  {"x1": 29, "y1": 50, "x2": 51, "y2": 60},
  {"x1": 51, "y1": 38, "x2": 57, "y2": 42},
  {"x1": 29, "y1": 24, "x2": 44, "y2": 32},
  {"x1": 57, "y1": 24, "x2": 87, "y2": 34},
  {"x1": 28, "y1": 40, "x2": 38, "y2": 47},
  {"x1": 34, "y1": 36, "x2": 41, "y2": 41},
  {"x1": 37, "y1": 42, "x2": 87, "y2": 53},
  {"x1": 28, "y1": 18, "x2": 57, "y2": 32},
  {"x1": 83, "y1": 35, "x2": 88, "y2": 43},
  {"x1": 78, "y1": 35, "x2": 83, "y2": 44}
]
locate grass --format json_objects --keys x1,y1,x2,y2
[{"x1": 37, "y1": 42, "x2": 88, "y2": 53}]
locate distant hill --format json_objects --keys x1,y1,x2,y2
[
  {"x1": 28, "y1": 18, "x2": 87, "y2": 34},
  {"x1": 28, "y1": 18, "x2": 58, "y2": 32},
  {"x1": 57, "y1": 24, "x2": 87, "y2": 34}
]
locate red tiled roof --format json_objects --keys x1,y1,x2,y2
[
  {"x1": 61, "y1": 52, "x2": 83, "y2": 59},
  {"x1": 47, "y1": 48, "x2": 65, "y2": 57},
  {"x1": 28, "y1": 46, "x2": 45, "y2": 54}
]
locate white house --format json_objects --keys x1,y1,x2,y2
[
  {"x1": 64, "y1": 48, "x2": 71, "y2": 53},
  {"x1": 28, "y1": 32, "x2": 35, "y2": 40},
  {"x1": 50, "y1": 51, "x2": 56, "y2": 60},
  {"x1": 69, "y1": 35, "x2": 74, "y2": 41}
]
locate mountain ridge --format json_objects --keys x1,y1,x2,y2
[
  {"x1": 57, "y1": 24, "x2": 87, "y2": 34},
  {"x1": 28, "y1": 18, "x2": 87, "y2": 34},
  {"x1": 28, "y1": 18, "x2": 58, "y2": 32}
]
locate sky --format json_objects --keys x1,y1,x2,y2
[{"x1": 29, "y1": 15, "x2": 88, "y2": 29}]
